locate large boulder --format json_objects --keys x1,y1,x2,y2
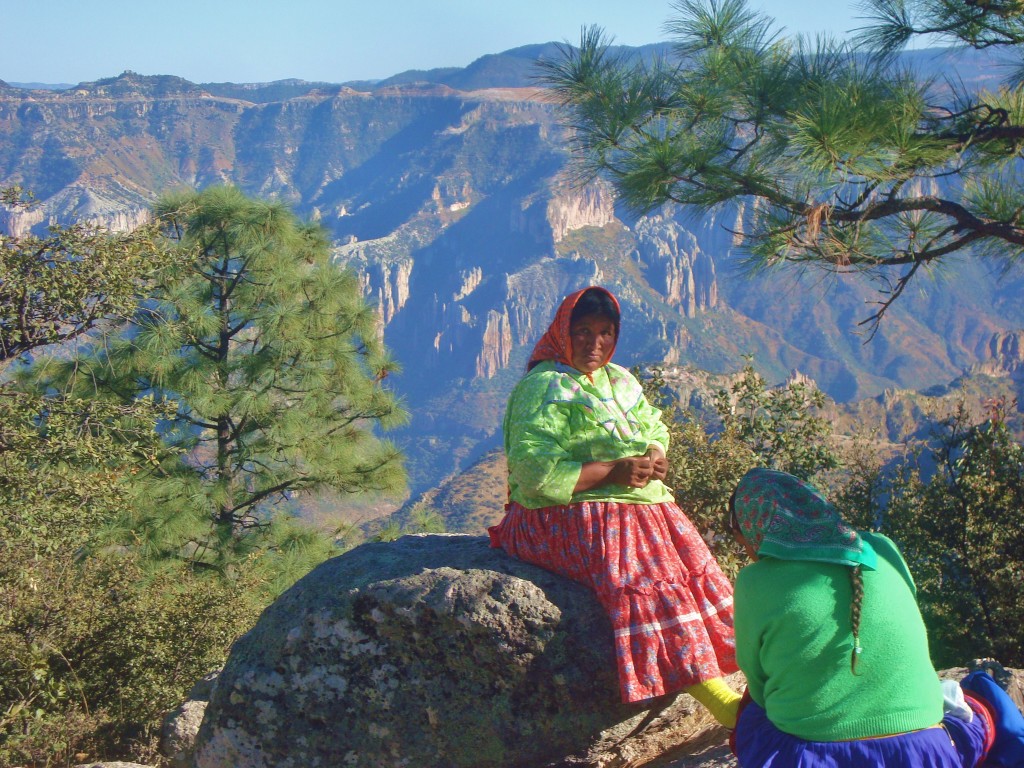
[{"x1": 192, "y1": 533, "x2": 724, "y2": 768}]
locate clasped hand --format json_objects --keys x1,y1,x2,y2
[
  {"x1": 610, "y1": 448, "x2": 668, "y2": 488},
  {"x1": 574, "y1": 446, "x2": 669, "y2": 493}
]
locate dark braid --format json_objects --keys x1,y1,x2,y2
[{"x1": 850, "y1": 565, "x2": 864, "y2": 675}]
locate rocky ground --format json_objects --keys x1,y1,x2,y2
[{"x1": 643, "y1": 726, "x2": 735, "y2": 768}]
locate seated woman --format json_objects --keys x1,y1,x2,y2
[
  {"x1": 728, "y1": 467, "x2": 1024, "y2": 767},
  {"x1": 489, "y1": 285, "x2": 741, "y2": 726}
]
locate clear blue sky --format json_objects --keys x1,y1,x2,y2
[{"x1": 3, "y1": 0, "x2": 868, "y2": 86}]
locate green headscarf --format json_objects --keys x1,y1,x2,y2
[{"x1": 732, "y1": 468, "x2": 877, "y2": 570}]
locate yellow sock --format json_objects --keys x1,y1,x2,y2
[{"x1": 685, "y1": 677, "x2": 742, "y2": 729}]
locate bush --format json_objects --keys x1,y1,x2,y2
[
  {"x1": 877, "y1": 397, "x2": 1024, "y2": 667},
  {"x1": 642, "y1": 361, "x2": 840, "y2": 578},
  {"x1": 0, "y1": 389, "x2": 269, "y2": 766},
  {"x1": 0, "y1": 545, "x2": 267, "y2": 766}
]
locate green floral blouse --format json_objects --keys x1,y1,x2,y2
[{"x1": 503, "y1": 360, "x2": 674, "y2": 509}]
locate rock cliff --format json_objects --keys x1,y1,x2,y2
[
  {"x1": 548, "y1": 183, "x2": 617, "y2": 242},
  {"x1": 633, "y1": 212, "x2": 718, "y2": 319},
  {"x1": 974, "y1": 330, "x2": 1024, "y2": 378}
]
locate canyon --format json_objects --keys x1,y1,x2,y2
[{"x1": 2, "y1": 46, "x2": 1023, "y2": 515}]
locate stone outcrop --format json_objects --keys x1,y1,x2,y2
[
  {"x1": 191, "y1": 533, "x2": 729, "y2": 768},
  {"x1": 477, "y1": 307, "x2": 514, "y2": 378},
  {"x1": 633, "y1": 214, "x2": 718, "y2": 318},
  {"x1": 359, "y1": 255, "x2": 415, "y2": 326},
  {"x1": 0, "y1": 200, "x2": 45, "y2": 237},
  {"x1": 785, "y1": 369, "x2": 818, "y2": 391},
  {"x1": 547, "y1": 183, "x2": 616, "y2": 243},
  {"x1": 161, "y1": 672, "x2": 219, "y2": 768},
  {"x1": 973, "y1": 330, "x2": 1024, "y2": 378}
]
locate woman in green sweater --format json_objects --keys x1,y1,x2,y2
[{"x1": 728, "y1": 467, "x2": 1024, "y2": 767}]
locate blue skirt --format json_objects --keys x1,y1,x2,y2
[{"x1": 734, "y1": 700, "x2": 989, "y2": 767}]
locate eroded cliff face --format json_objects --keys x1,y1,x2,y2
[
  {"x1": 477, "y1": 308, "x2": 514, "y2": 379},
  {"x1": 974, "y1": 331, "x2": 1024, "y2": 378},
  {"x1": 547, "y1": 183, "x2": 616, "y2": 242},
  {"x1": 0, "y1": 185, "x2": 151, "y2": 236},
  {"x1": 355, "y1": 254, "x2": 415, "y2": 326},
  {"x1": 0, "y1": 204, "x2": 43, "y2": 237},
  {"x1": 633, "y1": 212, "x2": 718, "y2": 319}
]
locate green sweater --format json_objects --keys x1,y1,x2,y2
[
  {"x1": 733, "y1": 532, "x2": 943, "y2": 741},
  {"x1": 503, "y1": 361, "x2": 674, "y2": 509}
]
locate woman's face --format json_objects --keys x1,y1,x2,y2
[{"x1": 569, "y1": 313, "x2": 617, "y2": 374}]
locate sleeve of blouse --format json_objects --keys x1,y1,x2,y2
[
  {"x1": 631, "y1": 377, "x2": 670, "y2": 453},
  {"x1": 504, "y1": 375, "x2": 581, "y2": 506}
]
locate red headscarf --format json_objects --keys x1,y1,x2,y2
[{"x1": 527, "y1": 286, "x2": 620, "y2": 372}]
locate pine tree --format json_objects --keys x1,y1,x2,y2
[
  {"x1": 35, "y1": 186, "x2": 407, "y2": 578},
  {"x1": 539, "y1": 0, "x2": 1024, "y2": 328}
]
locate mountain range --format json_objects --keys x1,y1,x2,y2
[{"x1": 2, "y1": 43, "x2": 1022, "y2": 529}]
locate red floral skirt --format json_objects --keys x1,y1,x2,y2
[{"x1": 489, "y1": 500, "x2": 737, "y2": 703}]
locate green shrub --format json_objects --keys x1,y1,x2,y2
[{"x1": 0, "y1": 544, "x2": 267, "y2": 766}]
